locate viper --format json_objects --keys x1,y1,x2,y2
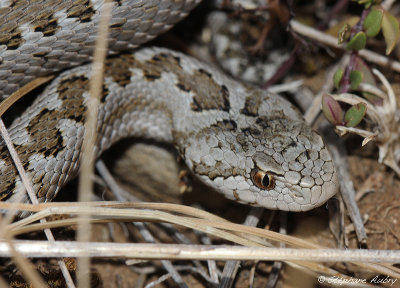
[{"x1": 0, "y1": 0, "x2": 338, "y2": 212}]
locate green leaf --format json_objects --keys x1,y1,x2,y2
[
  {"x1": 363, "y1": 7, "x2": 383, "y2": 37},
  {"x1": 322, "y1": 94, "x2": 345, "y2": 125},
  {"x1": 344, "y1": 103, "x2": 367, "y2": 127},
  {"x1": 382, "y1": 11, "x2": 400, "y2": 55},
  {"x1": 333, "y1": 68, "x2": 344, "y2": 89},
  {"x1": 346, "y1": 32, "x2": 367, "y2": 50},
  {"x1": 338, "y1": 24, "x2": 351, "y2": 44},
  {"x1": 350, "y1": 70, "x2": 363, "y2": 90}
]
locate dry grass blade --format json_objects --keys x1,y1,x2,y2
[
  {"x1": 76, "y1": 0, "x2": 113, "y2": 287},
  {"x1": 1, "y1": 241, "x2": 400, "y2": 263},
  {"x1": 0, "y1": 76, "x2": 54, "y2": 118},
  {"x1": 1, "y1": 202, "x2": 317, "y2": 248},
  {"x1": 1, "y1": 201, "x2": 399, "y2": 278}
]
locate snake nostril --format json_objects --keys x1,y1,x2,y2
[{"x1": 294, "y1": 191, "x2": 303, "y2": 198}]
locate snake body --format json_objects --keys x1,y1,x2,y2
[
  {"x1": 0, "y1": 0, "x2": 200, "y2": 99},
  {"x1": 0, "y1": 0, "x2": 338, "y2": 212},
  {"x1": 208, "y1": 11, "x2": 290, "y2": 84}
]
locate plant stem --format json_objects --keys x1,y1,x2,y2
[{"x1": 339, "y1": 8, "x2": 370, "y2": 93}]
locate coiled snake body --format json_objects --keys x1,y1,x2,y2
[{"x1": 0, "y1": 0, "x2": 338, "y2": 212}]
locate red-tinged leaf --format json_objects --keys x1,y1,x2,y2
[
  {"x1": 382, "y1": 11, "x2": 400, "y2": 55},
  {"x1": 345, "y1": 103, "x2": 367, "y2": 127},
  {"x1": 362, "y1": 92, "x2": 383, "y2": 105},
  {"x1": 322, "y1": 94, "x2": 345, "y2": 125},
  {"x1": 353, "y1": 56, "x2": 376, "y2": 86}
]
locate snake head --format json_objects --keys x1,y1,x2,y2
[
  {"x1": 183, "y1": 114, "x2": 338, "y2": 212},
  {"x1": 240, "y1": 116, "x2": 338, "y2": 211}
]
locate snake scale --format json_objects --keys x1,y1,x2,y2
[{"x1": 0, "y1": 0, "x2": 338, "y2": 212}]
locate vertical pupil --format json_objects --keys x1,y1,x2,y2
[{"x1": 262, "y1": 175, "x2": 269, "y2": 187}]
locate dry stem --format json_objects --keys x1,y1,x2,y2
[{"x1": 76, "y1": 1, "x2": 112, "y2": 287}]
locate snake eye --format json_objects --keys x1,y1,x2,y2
[{"x1": 251, "y1": 169, "x2": 275, "y2": 190}]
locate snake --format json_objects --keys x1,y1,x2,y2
[
  {"x1": 0, "y1": 0, "x2": 338, "y2": 212},
  {"x1": 207, "y1": 11, "x2": 290, "y2": 85}
]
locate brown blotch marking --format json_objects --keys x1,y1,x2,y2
[
  {"x1": 240, "y1": 90, "x2": 263, "y2": 116},
  {"x1": 57, "y1": 75, "x2": 88, "y2": 122},
  {"x1": 0, "y1": 26, "x2": 23, "y2": 50},
  {"x1": 104, "y1": 54, "x2": 136, "y2": 87},
  {"x1": 189, "y1": 70, "x2": 230, "y2": 112},
  {"x1": 28, "y1": 80, "x2": 85, "y2": 158},
  {"x1": 142, "y1": 53, "x2": 176, "y2": 81},
  {"x1": 28, "y1": 108, "x2": 65, "y2": 158},
  {"x1": 32, "y1": 12, "x2": 59, "y2": 36},
  {"x1": 155, "y1": 55, "x2": 230, "y2": 112},
  {"x1": 0, "y1": 74, "x2": 90, "y2": 201},
  {"x1": 125, "y1": 52, "x2": 231, "y2": 112},
  {"x1": 67, "y1": 0, "x2": 95, "y2": 22}
]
